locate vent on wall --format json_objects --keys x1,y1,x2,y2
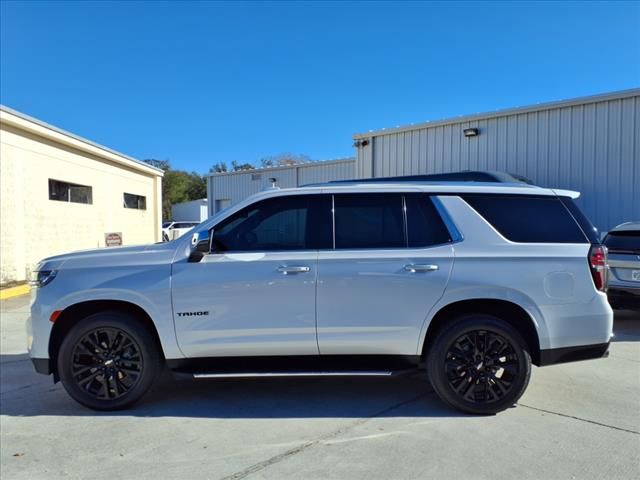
[{"x1": 251, "y1": 173, "x2": 262, "y2": 181}]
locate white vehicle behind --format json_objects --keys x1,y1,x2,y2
[{"x1": 161, "y1": 221, "x2": 200, "y2": 241}]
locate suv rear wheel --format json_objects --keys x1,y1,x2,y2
[
  {"x1": 426, "y1": 314, "x2": 531, "y2": 414},
  {"x1": 57, "y1": 311, "x2": 162, "y2": 410}
]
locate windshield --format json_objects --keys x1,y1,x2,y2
[{"x1": 162, "y1": 222, "x2": 172, "y2": 228}]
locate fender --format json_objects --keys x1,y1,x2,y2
[{"x1": 416, "y1": 285, "x2": 549, "y2": 355}]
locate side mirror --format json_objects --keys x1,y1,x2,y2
[{"x1": 188, "y1": 230, "x2": 212, "y2": 263}]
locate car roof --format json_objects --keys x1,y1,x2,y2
[
  {"x1": 254, "y1": 182, "x2": 579, "y2": 199},
  {"x1": 610, "y1": 221, "x2": 640, "y2": 232}
]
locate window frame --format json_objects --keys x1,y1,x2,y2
[
  {"x1": 209, "y1": 194, "x2": 333, "y2": 253},
  {"x1": 123, "y1": 192, "x2": 147, "y2": 210},
  {"x1": 48, "y1": 179, "x2": 93, "y2": 205},
  {"x1": 205, "y1": 192, "x2": 457, "y2": 254},
  {"x1": 330, "y1": 192, "x2": 456, "y2": 251},
  {"x1": 461, "y1": 193, "x2": 589, "y2": 244}
]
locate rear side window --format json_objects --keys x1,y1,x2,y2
[
  {"x1": 405, "y1": 194, "x2": 452, "y2": 247},
  {"x1": 334, "y1": 194, "x2": 405, "y2": 249},
  {"x1": 604, "y1": 231, "x2": 640, "y2": 254},
  {"x1": 462, "y1": 195, "x2": 588, "y2": 243},
  {"x1": 558, "y1": 197, "x2": 600, "y2": 243}
]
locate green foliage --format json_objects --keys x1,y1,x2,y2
[
  {"x1": 260, "y1": 153, "x2": 311, "y2": 168},
  {"x1": 144, "y1": 159, "x2": 207, "y2": 221},
  {"x1": 210, "y1": 162, "x2": 228, "y2": 173},
  {"x1": 144, "y1": 153, "x2": 312, "y2": 220},
  {"x1": 231, "y1": 160, "x2": 255, "y2": 171}
]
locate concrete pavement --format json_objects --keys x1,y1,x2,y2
[{"x1": 1, "y1": 295, "x2": 639, "y2": 480}]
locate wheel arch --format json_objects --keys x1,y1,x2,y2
[
  {"x1": 48, "y1": 300, "x2": 166, "y2": 380},
  {"x1": 421, "y1": 299, "x2": 542, "y2": 366}
]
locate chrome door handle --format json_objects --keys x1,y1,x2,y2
[
  {"x1": 277, "y1": 265, "x2": 311, "y2": 274},
  {"x1": 404, "y1": 264, "x2": 439, "y2": 273}
]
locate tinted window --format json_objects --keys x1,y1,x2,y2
[
  {"x1": 604, "y1": 231, "x2": 640, "y2": 254},
  {"x1": 212, "y1": 195, "x2": 331, "y2": 252},
  {"x1": 334, "y1": 194, "x2": 405, "y2": 249},
  {"x1": 405, "y1": 194, "x2": 452, "y2": 247},
  {"x1": 558, "y1": 197, "x2": 600, "y2": 243},
  {"x1": 49, "y1": 179, "x2": 93, "y2": 204},
  {"x1": 124, "y1": 193, "x2": 146, "y2": 210},
  {"x1": 462, "y1": 195, "x2": 587, "y2": 243}
]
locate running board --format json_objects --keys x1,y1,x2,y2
[{"x1": 193, "y1": 371, "x2": 397, "y2": 379}]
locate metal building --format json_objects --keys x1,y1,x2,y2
[
  {"x1": 207, "y1": 158, "x2": 354, "y2": 215},
  {"x1": 353, "y1": 89, "x2": 640, "y2": 232}
]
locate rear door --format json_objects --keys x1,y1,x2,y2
[{"x1": 316, "y1": 192, "x2": 455, "y2": 355}]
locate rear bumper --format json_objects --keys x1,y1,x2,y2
[
  {"x1": 608, "y1": 286, "x2": 640, "y2": 310},
  {"x1": 539, "y1": 342, "x2": 610, "y2": 367}
]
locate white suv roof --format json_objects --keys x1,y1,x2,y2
[{"x1": 254, "y1": 182, "x2": 580, "y2": 200}]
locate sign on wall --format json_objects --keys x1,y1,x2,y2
[{"x1": 105, "y1": 232, "x2": 123, "y2": 247}]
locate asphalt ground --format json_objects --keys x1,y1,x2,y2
[{"x1": 1, "y1": 294, "x2": 639, "y2": 480}]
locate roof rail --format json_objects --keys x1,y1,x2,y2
[{"x1": 319, "y1": 171, "x2": 534, "y2": 185}]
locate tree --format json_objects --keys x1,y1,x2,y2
[
  {"x1": 260, "y1": 153, "x2": 311, "y2": 168},
  {"x1": 186, "y1": 171, "x2": 207, "y2": 200},
  {"x1": 210, "y1": 162, "x2": 228, "y2": 173},
  {"x1": 143, "y1": 159, "x2": 171, "y2": 171},
  {"x1": 231, "y1": 160, "x2": 255, "y2": 171}
]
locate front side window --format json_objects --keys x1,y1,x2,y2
[
  {"x1": 124, "y1": 193, "x2": 146, "y2": 210},
  {"x1": 334, "y1": 193, "x2": 405, "y2": 249},
  {"x1": 49, "y1": 179, "x2": 93, "y2": 204},
  {"x1": 211, "y1": 195, "x2": 332, "y2": 252}
]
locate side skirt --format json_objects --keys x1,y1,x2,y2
[{"x1": 167, "y1": 355, "x2": 422, "y2": 376}]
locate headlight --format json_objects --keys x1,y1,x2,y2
[{"x1": 30, "y1": 270, "x2": 57, "y2": 288}]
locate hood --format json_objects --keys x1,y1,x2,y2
[{"x1": 36, "y1": 242, "x2": 176, "y2": 272}]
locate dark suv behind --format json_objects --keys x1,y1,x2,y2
[{"x1": 604, "y1": 222, "x2": 640, "y2": 311}]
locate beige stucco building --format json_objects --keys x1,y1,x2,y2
[{"x1": 0, "y1": 106, "x2": 163, "y2": 285}]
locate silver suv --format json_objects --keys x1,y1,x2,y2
[
  {"x1": 604, "y1": 222, "x2": 640, "y2": 310},
  {"x1": 27, "y1": 181, "x2": 613, "y2": 414}
]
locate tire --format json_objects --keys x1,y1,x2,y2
[
  {"x1": 57, "y1": 311, "x2": 162, "y2": 411},
  {"x1": 426, "y1": 314, "x2": 532, "y2": 415}
]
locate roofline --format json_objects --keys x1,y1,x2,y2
[
  {"x1": 206, "y1": 157, "x2": 355, "y2": 178},
  {"x1": 353, "y1": 88, "x2": 640, "y2": 139},
  {"x1": 0, "y1": 105, "x2": 164, "y2": 177}
]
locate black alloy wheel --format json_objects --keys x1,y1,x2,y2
[
  {"x1": 58, "y1": 311, "x2": 162, "y2": 410},
  {"x1": 444, "y1": 330, "x2": 519, "y2": 404},
  {"x1": 427, "y1": 314, "x2": 531, "y2": 415},
  {"x1": 71, "y1": 327, "x2": 144, "y2": 400}
]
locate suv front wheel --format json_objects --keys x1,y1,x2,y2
[
  {"x1": 57, "y1": 311, "x2": 162, "y2": 410},
  {"x1": 426, "y1": 314, "x2": 532, "y2": 415}
]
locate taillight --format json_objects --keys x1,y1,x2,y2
[{"x1": 589, "y1": 245, "x2": 608, "y2": 292}]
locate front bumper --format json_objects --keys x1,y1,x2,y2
[{"x1": 539, "y1": 341, "x2": 610, "y2": 367}]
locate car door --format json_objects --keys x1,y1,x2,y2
[
  {"x1": 316, "y1": 192, "x2": 455, "y2": 356},
  {"x1": 172, "y1": 194, "x2": 332, "y2": 358}
]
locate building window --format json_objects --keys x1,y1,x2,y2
[
  {"x1": 49, "y1": 179, "x2": 93, "y2": 204},
  {"x1": 215, "y1": 198, "x2": 232, "y2": 212},
  {"x1": 123, "y1": 193, "x2": 146, "y2": 210}
]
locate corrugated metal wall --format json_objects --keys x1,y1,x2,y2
[
  {"x1": 355, "y1": 90, "x2": 640, "y2": 232},
  {"x1": 207, "y1": 158, "x2": 355, "y2": 215}
]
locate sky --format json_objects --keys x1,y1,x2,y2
[{"x1": 1, "y1": 1, "x2": 639, "y2": 173}]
